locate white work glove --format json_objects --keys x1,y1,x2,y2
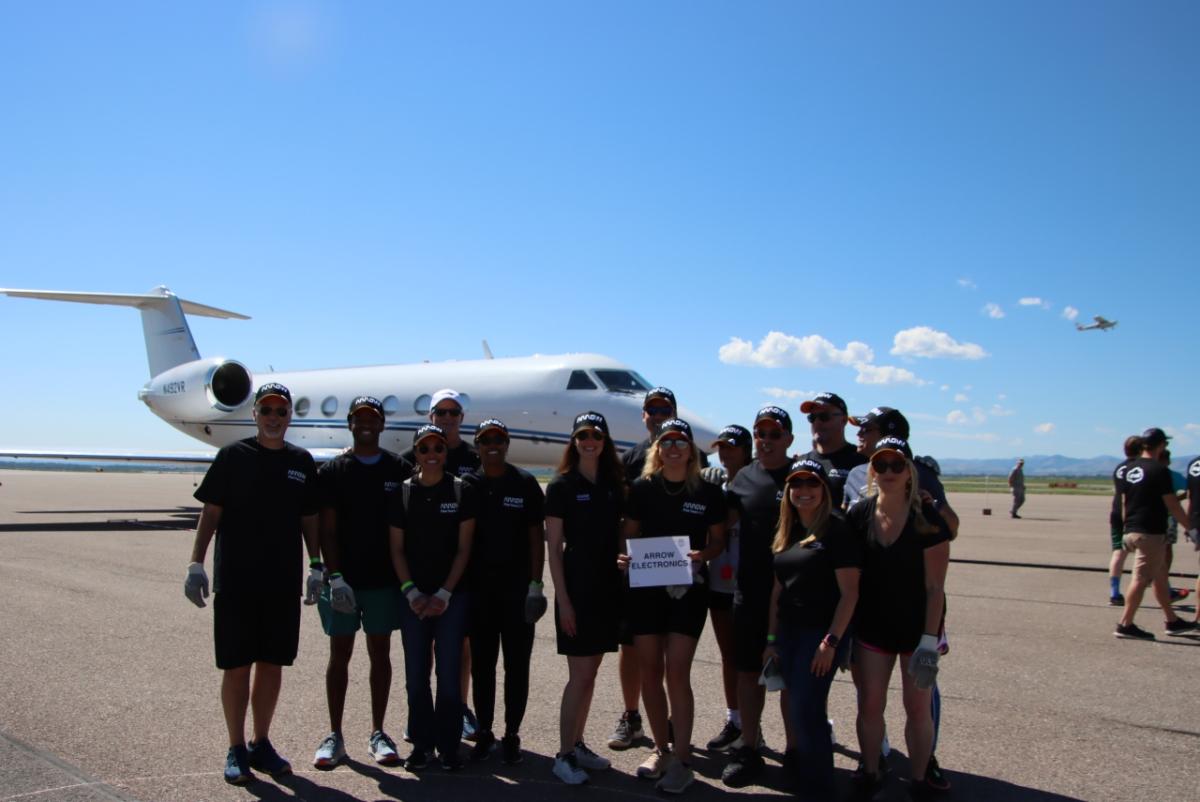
[
  {"x1": 907, "y1": 634, "x2": 940, "y2": 689},
  {"x1": 1185, "y1": 528, "x2": 1200, "y2": 552},
  {"x1": 305, "y1": 564, "x2": 324, "y2": 606},
  {"x1": 700, "y1": 466, "x2": 727, "y2": 486},
  {"x1": 525, "y1": 582, "x2": 548, "y2": 623},
  {"x1": 329, "y1": 574, "x2": 357, "y2": 614},
  {"x1": 184, "y1": 562, "x2": 209, "y2": 608},
  {"x1": 665, "y1": 585, "x2": 688, "y2": 600}
]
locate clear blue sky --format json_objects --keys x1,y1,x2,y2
[{"x1": 2, "y1": 1, "x2": 1198, "y2": 460}]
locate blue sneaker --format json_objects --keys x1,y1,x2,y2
[
  {"x1": 462, "y1": 706, "x2": 479, "y2": 741},
  {"x1": 247, "y1": 738, "x2": 292, "y2": 778},
  {"x1": 224, "y1": 744, "x2": 255, "y2": 785}
]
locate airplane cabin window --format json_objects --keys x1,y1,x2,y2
[
  {"x1": 321, "y1": 396, "x2": 338, "y2": 416},
  {"x1": 567, "y1": 370, "x2": 597, "y2": 390},
  {"x1": 382, "y1": 395, "x2": 400, "y2": 416},
  {"x1": 294, "y1": 397, "x2": 311, "y2": 417},
  {"x1": 413, "y1": 394, "x2": 432, "y2": 415},
  {"x1": 594, "y1": 369, "x2": 650, "y2": 394}
]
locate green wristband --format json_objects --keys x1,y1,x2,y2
[
  {"x1": 401, "y1": 580, "x2": 415, "y2": 592},
  {"x1": 766, "y1": 634, "x2": 777, "y2": 643},
  {"x1": 309, "y1": 558, "x2": 323, "y2": 569}
]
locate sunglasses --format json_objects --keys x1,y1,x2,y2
[
  {"x1": 644, "y1": 405, "x2": 674, "y2": 417},
  {"x1": 871, "y1": 457, "x2": 908, "y2": 474},
  {"x1": 257, "y1": 406, "x2": 290, "y2": 418},
  {"x1": 788, "y1": 476, "x2": 824, "y2": 489},
  {"x1": 417, "y1": 442, "x2": 446, "y2": 455},
  {"x1": 477, "y1": 434, "x2": 508, "y2": 446},
  {"x1": 575, "y1": 430, "x2": 605, "y2": 442},
  {"x1": 659, "y1": 438, "x2": 691, "y2": 451},
  {"x1": 753, "y1": 429, "x2": 784, "y2": 440},
  {"x1": 807, "y1": 411, "x2": 843, "y2": 423},
  {"x1": 432, "y1": 407, "x2": 462, "y2": 418}
]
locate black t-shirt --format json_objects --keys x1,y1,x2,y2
[
  {"x1": 389, "y1": 474, "x2": 478, "y2": 593},
  {"x1": 772, "y1": 513, "x2": 862, "y2": 630},
  {"x1": 1122, "y1": 458, "x2": 1175, "y2": 535},
  {"x1": 847, "y1": 497, "x2": 952, "y2": 653},
  {"x1": 621, "y1": 438, "x2": 654, "y2": 483},
  {"x1": 626, "y1": 475, "x2": 727, "y2": 579},
  {"x1": 802, "y1": 444, "x2": 867, "y2": 509},
  {"x1": 318, "y1": 450, "x2": 412, "y2": 589},
  {"x1": 400, "y1": 440, "x2": 482, "y2": 478},
  {"x1": 726, "y1": 461, "x2": 792, "y2": 602},
  {"x1": 463, "y1": 464, "x2": 545, "y2": 589},
  {"x1": 194, "y1": 438, "x2": 319, "y2": 596},
  {"x1": 1110, "y1": 458, "x2": 1134, "y2": 529},
  {"x1": 1187, "y1": 457, "x2": 1200, "y2": 532},
  {"x1": 545, "y1": 469, "x2": 623, "y2": 597}
]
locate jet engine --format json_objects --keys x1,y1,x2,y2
[{"x1": 139, "y1": 357, "x2": 253, "y2": 420}]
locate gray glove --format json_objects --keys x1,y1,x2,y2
[
  {"x1": 1185, "y1": 528, "x2": 1200, "y2": 552},
  {"x1": 329, "y1": 574, "x2": 357, "y2": 614},
  {"x1": 665, "y1": 585, "x2": 688, "y2": 600},
  {"x1": 305, "y1": 565, "x2": 324, "y2": 606},
  {"x1": 525, "y1": 582, "x2": 548, "y2": 623},
  {"x1": 908, "y1": 634, "x2": 940, "y2": 689},
  {"x1": 700, "y1": 466, "x2": 727, "y2": 486},
  {"x1": 184, "y1": 562, "x2": 209, "y2": 608}
]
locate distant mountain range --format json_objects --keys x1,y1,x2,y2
[{"x1": 931, "y1": 454, "x2": 1196, "y2": 477}]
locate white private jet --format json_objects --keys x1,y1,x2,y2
[
  {"x1": 1076, "y1": 315, "x2": 1117, "y2": 332},
  {"x1": 1, "y1": 286, "x2": 718, "y2": 467}
]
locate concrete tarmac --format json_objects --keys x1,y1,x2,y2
[{"x1": 0, "y1": 470, "x2": 1197, "y2": 802}]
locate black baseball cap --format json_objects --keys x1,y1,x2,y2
[
  {"x1": 1141, "y1": 427, "x2": 1171, "y2": 448},
  {"x1": 255, "y1": 383, "x2": 292, "y2": 404},
  {"x1": 644, "y1": 387, "x2": 677, "y2": 411},
  {"x1": 572, "y1": 411, "x2": 609, "y2": 436},
  {"x1": 658, "y1": 419, "x2": 693, "y2": 441},
  {"x1": 413, "y1": 423, "x2": 447, "y2": 444},
  {"x1": 871, "y1": 436, "x2": 913, "y2": 461},
  {"x1": 785, "y1": 457, "x2": 829, "y2": 485},
  {"x1": 474, "y1": 418, "x2": 508, "y2": 440},
  {"x1": 800, "y1": 392, "x2": 848, "y2": 415},
  {"x1": 348, "y1": 395, "x2": 384, "y2": 419},
  {"x1": 711, "y1": 424, "x2": 752, "y2": 451},
  {"x1": 849, "y1": 406, "x2": 910, "y2": 439},
  {"x1": 754, "y1": 405, "x2": 793, "y2": 432}
]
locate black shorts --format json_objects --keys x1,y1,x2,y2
[
  {"x1": 626, "y1": 584, "x2": 709, "y2": 640},
  {"x1": 732, "y1": 594, "x2": 770, "y2": 673},
  {"x1": 708, "y1": 588, "x2": 734, "y2": 612},
  {"x1": 214, "y1": 591, "x2": 301, "y2": 670},
  {"x1": 555, "y1": 596, "x2": 620, "y2": 657}
]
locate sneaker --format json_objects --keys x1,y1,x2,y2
[
  {"x1": 405, "y1": 748, "x2": 430, "y2": 771},
  {"x1": 313, "y1": 732, "x2": 347, "y2": 769},
  {"x1": 881, "y1": 732, "x2": 891, "y2": 758},
  {"x1": 828, "y1": 718, "x2": 837, "y2": 746},
  {"x1": 1165, "y1": 618, "x2": 1197, "y2": 635},
  {"x1": 607, "y1": 711, "x2": 643, "y2": 749},
  {"x1": 855, "y1": 753, "x2": 889, "y2": 780},
  {"x1": 1115, "y1": 622, "x2": 1155, "y2": 640},
  {"x1": 1109, "y1": 594, "x2": 1125, "y2": 606},
  {"x1": 224, "y1": 745, "x2": 255, "y2": 785},
  {"x1": 501, "y1": 733, "x2": 522, "y2": 765},
  {"x1": 852, "y1": 766, "x2": 884, "y2": 799},
  {"x1": 573, "y1": 741, "x2": 610, "y2": 770},
  {"x1": 706, "y1": 720, "x2": 741, "y2": 752},
  {"x1": 721, "y1": 745, "x2": 764, "y2": 787},
  {"x1": 908, "y1": 778, "x2": 938, "y2": 800},
  {"x1": 471, "y1": 731, "x2": 495, "y2": 762},
  {"x1": 636, "y1": 748, "x2": 673, "y2": 780},
  {"x1": 924, "y1": 754, "x2": 951, "y2": 792},
  {"x1": 462, "y1": 706, "x2": 479, "y2": 741},
  {"x1": 657, "y1": 760, "x2": 695, "y2": 794},
  {"x1": 247, "y1": 738, "x2": 292, "y2": 778},
  {"x1": 553, "y1": 752, "x2": 589, "y2": 785},
  {"x1": 402, "y1": 726, "x2": 411, "y2": 744},
  {"x1": 1169, "y1": 587, "x2": 1190, "y2": 602},
  {"x1": 369, "y1": 730, "x2": 401, "y2": 766},
  {"x1": 440, "y1": 751, "x2": 463, "y2": 771}
]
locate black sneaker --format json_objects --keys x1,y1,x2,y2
[
  {"x1": 1109, "y1": 594, "x2": 1125, "y2": 606},
  {"x1": 1169, "y1": 587, "x2": 1190, "y2": 603},
  {"x1": 852, "y1": 766, "x2": 884, "y2": 799},
  {"x1": 720, "y1": 745, "x2": 764, "y2": 787},
  {"x1": 1165, "y1": 618, "x2": 1197, "y2": 635},
  {"x1": 501, "y1": 733, "x2": 522, "y2": 765},
  {"x1": 223, "y1": 744, "x2": 255, "y2": 785},
  {"x1": 471, "y1": 731, "x2": 495, "y2": 762},
  {"x1": 606, "y1": 710, "x2": 643, "y2": 749},
  {"x1": 705, "y1": 720, "x2": 742, "y2": 752},
  {"x1": 247, "y1": 738, "x2": 292, "y2": 778},
  {"x1": 440, "y1": 751, "x2": 463, "y2": 772},
  {"x1": 405, "y1": 749, "x2": 430, "y2": 771},
  {"x1": 1115, "y1": 622, "x2": 1155, "y2": 640},
  {"x1": 923, "y1": 754, "x2": 951, "y2": 792}
]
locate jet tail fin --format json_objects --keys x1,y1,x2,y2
[{"x1": 0, "y1": 285, "x2": 249, "y2": 378}]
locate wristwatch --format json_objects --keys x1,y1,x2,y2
[{"x1": 822, "y1": 633, "x2": 840, "y2": 649}]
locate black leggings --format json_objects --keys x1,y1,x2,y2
[{"x1": 469, "y1": 589, "x2": 535, "y2": 736}]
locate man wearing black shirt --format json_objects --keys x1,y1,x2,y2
[
  {"x1": 798, "y1": 392, "x2": 866, "y2": 509},
  {"x1": 312, "y1": 396, "x2": 412, "y2": 770},
  {"x1": 1186, "y1": 454, "x2": 1200, "y2": 623},
  {"x1": 185, "y1": 383, "x2": 321, "y2": 785},
  {"x1": 463, "y1": 419, "x2": 546, "y2": 765},
  {"x1": 1115, "y1": 428, "x2": 1198, "y2": 639},
  {"x1": 1106, "y1": 436, "x2": 1143, "y2": 606}
]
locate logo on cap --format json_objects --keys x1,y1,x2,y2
[
  {"x1": 659, "y1": 419, "x2": 693, "y2": 441},
  {"x1": 255, "y1": 383, "x2": 292, "y2": 404},
  {"x1": 414, "y1": 423, "x2": 447, "y2": 443},
  {"x1": 573, "y1": 411, "x2": 609, "y2": 434}
]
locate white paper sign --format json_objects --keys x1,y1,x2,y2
[{"x1": 628, "y1": 536, "x2": 693, "y2": 588}]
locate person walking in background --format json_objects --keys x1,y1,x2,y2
[{"x1": 1008, "y1": 459, "x2": 1026, "y2": 519}]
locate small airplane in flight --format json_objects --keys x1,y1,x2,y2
[
  {"x1": 1, "y1": 286, "x2": 718, "y2": 467},
  {"x1": 1076, "y1": 315, "x2": 1117, "y2": 332}
]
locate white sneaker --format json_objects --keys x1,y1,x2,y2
[
  {"x1": 636, "y1": 749, "x2": 673, "y2": 780},
  {"x1": 657, "y1": 760, "x2": 695, "y2": 794},
  {"x1": 553, "y1": 753, "x2": 589, "y2": 784},
  {"x1": 881, "y1": 732, "x2": 891, "y2": 758},
  {"x1": 573, "y1": 741, "x2": 611, "y2": 770},
  {"x1": 313, "y1": 732, "x2": 346, "y2": 769},
  {"x1": 368, "y1": 730, "x2": 400, "y2": 766},
  {"x1": 828, "y1": 718, "x2": 836, "y2": 746}
]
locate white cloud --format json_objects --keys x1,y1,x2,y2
[
  {"x1": 1185, "y1": 423, "x2": 1200, "y2": 433},
  {"x1": 989, "y1": 404, "x2": 1015, "y2": 417},
  {"x1": 719, "y1": 332, "x2": 873, "y2": 368},
  {"x1": 761, "y1": 387, "x2": 811, "y2": 400},
  {"x1": 1062, "y1": 305, "x2": 1079, "y2": 321},
  {"x1": 982, "y1": 303, "x2": 1005, "y2": 319},
  {"x1": 854, "y1": 363, "x2": 925, "y2": 386},
  {"x1": 940, "y1": 385, "x2": 950, "y2": 391},
  {"x1": 890, "y1": 327, "x2": 988, "y2": 360},
  {"x1": 1034, "y1": 422, "x2": 1055, "y2": 434},
  {"x1": 971, "y1": 407, "x2": 988, "y2": 423},
  {"x1": 954, "y1": 393, "x2": 968, "y2": 402},
  {"x1": 997, "y1": 393, "x2": 1007, "y2": 400},
  {"x1": 947, "y1": 410, "x2": 969, "y2": 425},
  {"x1": 1019, "y1": 297, "x2": 1052, "y2": 310},
  {"x1": 957, "y1": 278, "x2": 977, "y2": 290}
]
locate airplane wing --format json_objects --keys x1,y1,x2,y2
[{"x1": 1, "y1": 447, "x2": 347, "y2": 467}]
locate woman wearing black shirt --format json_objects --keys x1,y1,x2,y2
[
  {"x1": 546, "y1": 412, "x2": 625, "y2": 785},
  {"x1": 765, "y1": 458, "x2": 860, "y2": 799},
  {"x1": 847, "y1": 437, "x2": 950, "y2": 797}
]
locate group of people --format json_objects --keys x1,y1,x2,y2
[{"x1": 184, "y1": 382, "x2": 959, "y2": 800}]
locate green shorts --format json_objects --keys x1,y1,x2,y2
[
  {"x1": 318, "y1": 585, "x2": 403, "y2": 637},
  {"x1": 1111, "y1": 526, "x2": 1124, "y2": 552}
]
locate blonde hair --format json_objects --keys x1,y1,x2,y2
[
  {"x1": 866, "y1": 457, "x2": 938, "y2": 537},
  {"x1": 772, "y1": 477, "x2": 832, "y2": 553},
  {"x1": 640, "y1": 438, "x2": 702, "y2": 491}
]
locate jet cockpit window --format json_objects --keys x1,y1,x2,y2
[
  {"x1": 594, "y1": 369, "x2": 651, "y2": 394},
  {"x1": 567, "y1": 370, "x2": 598, "y2": 390}
]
